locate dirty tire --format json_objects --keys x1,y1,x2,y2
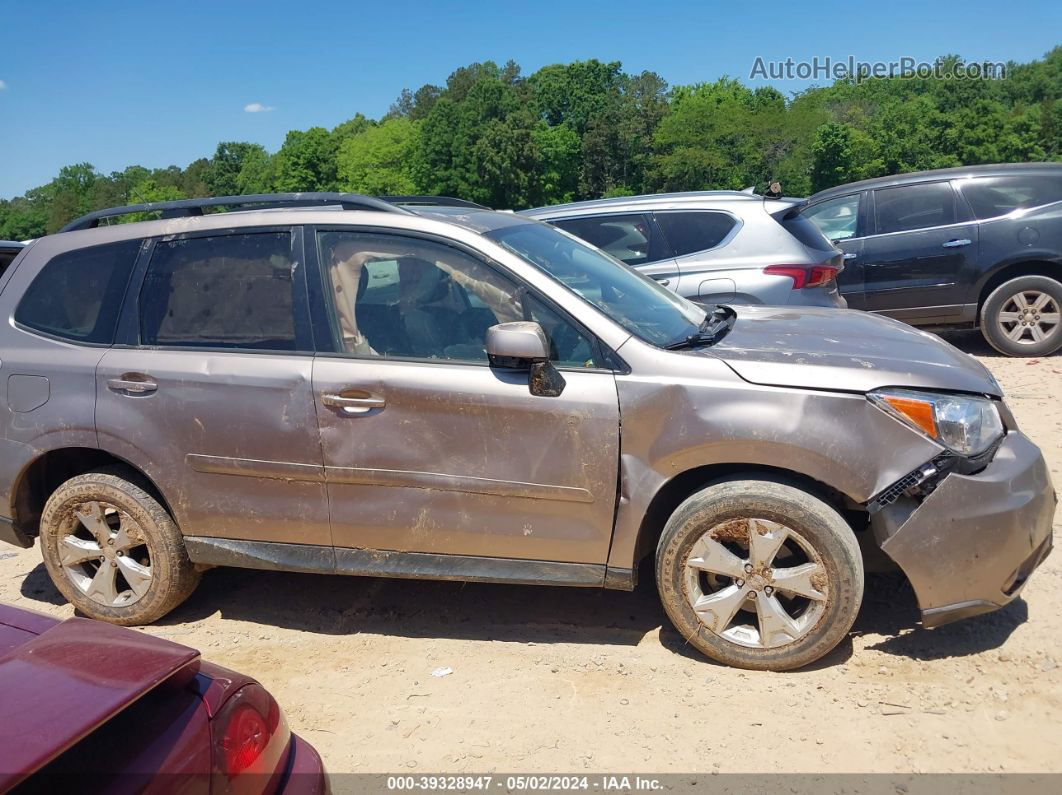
[
  {"x1": 981, "y1": 275, "x2": 1062, "y2": 357},
  {"x1": 656, "y1": 480, "x2": 863, "y2": 671},
  {"x1": 39, "y1": 468, "x2": 199, "y2": 625}
]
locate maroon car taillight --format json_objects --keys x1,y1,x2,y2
[
  {"x1": 212, "y1": 684, "x2": 291, "y2": 794},
  {"x1": 764, "y1": 264, "x2": 839, "y2": 289}
]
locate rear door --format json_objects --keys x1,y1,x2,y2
[
  {"x1": 861, "y1": 181, "x2": 979, "y2": 323},
  {"x1": 95, "y1": 227, "x2": 330, "y2": 547},
  {"x1": 550, "y1": 213, "x2": 680, "y2": 290},
  {"x1": 652, "y1": 210, "x2": 742, "y2": 303},
  {"x1": 309, "y1": 227, "x2": 620, "y2": 565}
]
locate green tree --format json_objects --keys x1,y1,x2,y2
[
  {"x1": 336, "y1": 117, "x2": 418, "y2": 194},
  {"x1": 273, "y1": 128, "x2": 337, "y2": 192}
]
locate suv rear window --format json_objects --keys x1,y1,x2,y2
[
  {"x1": 653, "y1": 211, "x2": 737, "y2": 257},
  {"x1": 960, "y1": 175, "x2": 1062, "y2": 220},
  {"x1": 140, "y1": 232, "x2": 297, "y2": 351},
  {"x1": 778, "y1": 209, "x2": 837, "y2": 250},
  {"x1": 15, "y1": 240, "x2": 140, "y2": 344}
]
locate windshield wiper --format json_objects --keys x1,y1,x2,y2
[{"x1": 665, "y1": 305, "x2": 736, "y2": 350}]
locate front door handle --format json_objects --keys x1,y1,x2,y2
[
  {"x1": 107, "y1": 377, "x2": 157, "y2": 395},
  {"x1": 322, "y1": 393, "x2": 385, "y2": 414},
  {"x1": 652, "y1": 277, "x2": 671, "y2": 286},
  {"x1": 942, "y1": 238, "x2": 972, "y2": 248}
]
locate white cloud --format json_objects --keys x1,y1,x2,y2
[
  {"x1": 244, "y1": 102, "x2": 274, "y2": 113},
  {"x1": 0, "y1": 80, "x2": 7, "y2": 90}
]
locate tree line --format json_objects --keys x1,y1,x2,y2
[{"x1": 2, "y1": 48, "x2": 1059, "y2": 239}]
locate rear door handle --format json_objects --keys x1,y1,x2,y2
[
  {"x1": 107, "y1": 377, "x2": 157, "y2": 395},
  {"x1": 843, "y1": 252, "x2": 858, "y2": 261},
  {"x1": 322, "y1": 393, "x2": 385, "y2": 414},
  {"x1": 942, "y1": 238, "x2": 972, "y2": 248}
]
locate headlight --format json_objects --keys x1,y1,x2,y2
[{"x1": 868, "y1": 388, "x2": 1004, "y2": 456}]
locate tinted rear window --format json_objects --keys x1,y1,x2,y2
[
  {"x1": 653, "y1": 211, "x2": 737, "y2": 257},
  {"x1": 140, "y1": 232, "x2": 297, "y2": 351},
  {"x1": 960, "y1": 175, "x2": 1062, "y2": 220},
  {"x1": 874, "y1": 182, "x2": 956, "y2": 234},
  {"x1": 778, "y1": 210, "x2": 836, "y2": 250},
  {"x1": 15, "y1": 240, "x2": 140, "y2": 344}
]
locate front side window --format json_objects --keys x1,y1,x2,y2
[
  {"x1": 318, "y1": 231, "x2": 598, "y2": 367},
  {"x1": 959, "y1": 175, "x2": 1062, "y2": 220},
  {"x1": 653, "y1": 211, "x2": 738, "y2": 256},
  {"x1": 551, "y1": 214, "x2": 662, "y2": 266},
  {"x1": 802, "y1": 195, "x2": 861, "y2": 241},
  {"x1": 15, "y1": 239, "x2": 140, "y2": 344},
  {"x1": 140, "y1": 232, "x2": 297, "y2": 351},
  {"x1": 486, "y1": 222, "x2": 704, "y2": 348},
  {"x1": 873, "y1": 182, "x2": 956, "y2": 235}
]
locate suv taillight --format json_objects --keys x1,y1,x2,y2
[
  {"x1": 764, "y1": 264, "x2": 839, "y2": 289},
  {"x1": 211, "y1": 684, "x2": 291, "y2": 795}
]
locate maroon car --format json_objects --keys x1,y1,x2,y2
[{"x1": 0, "y1": 603, "x2": 327, "y2": 793}]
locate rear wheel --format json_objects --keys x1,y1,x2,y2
[
  {"x1": 39, "y1": 469, "x2": 199, "y2": 625},
  {"x1": 656, "y1": 480, "x2": 863, "y2": 671},
  {"x1": 981, "y1": 275, "x2": 1062, "y2": 357}
]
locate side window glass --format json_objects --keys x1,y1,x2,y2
[
  {"x1": 873, "y1": 182, "x2": 956, "y2": 235},
  {"x1": 552, "y1": 214, "x2": 660, "y2": 266},
  {"x1": 960, "y1": 176, "x2": 1062, "y2": 220},
  {"x1": 318, "y1": 231, "x2": 600, "y2": 367},
  {"x1": 653, "y1": 211, "x2": 738, "y2": 257},
  {"x1": 802, "y1": 195, "x2": 861, "y2": 241},
  {"x1": 15, "y1": 239, "x2": 141, "y2": 344},
  {"x1": 140, "y1": 232, "x2": 298, "y2": 351}
]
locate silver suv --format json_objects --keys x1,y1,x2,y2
[
  {"x1": 520, "y1": 191, "x2": 846, "y2": 308},
  {"x1": 0, "y1": 194, "x2": 1053, "y2": 671}
]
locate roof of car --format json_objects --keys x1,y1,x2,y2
[
  {"x1": 43, "y1": 194, "x2": 540, "y2": 248},
  {"x1": 520, "y1": 190, "x2": 777, "y2": 218},
  {"x1": 809, "y1": 162, "x2": 1062, "y2": 203},
  {"x1": 0, "y1": 240, "x2": 25, "y2": 249}
]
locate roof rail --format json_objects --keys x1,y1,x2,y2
[
  {"x1": 379, "y1": 195, "x2": 489, "y2": 210},
  {"x1": 59, "y1": 193, "x2": 412, "y2": 232}
]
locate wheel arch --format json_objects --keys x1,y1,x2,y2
[
  {"x1": 10, "y1": 447, "x2": 175, "y2": 544},
  {"x1": 629, "y1": 462, "x2": 862, "y2": 569},
  {"x1": 975, "y1": 258, "x2": 1062, "y2": 325}
]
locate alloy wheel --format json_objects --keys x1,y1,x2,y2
[
  {"x1": 996, "y1": 290, "x2": 1061, "y2": 346},
  {"x1": 683, "y1": 517, "x2": 828, "y2": 649},
  {"x1": 58, "y1": 500, "x2": 153, "y2": 607}
]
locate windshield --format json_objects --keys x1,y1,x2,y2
[{"x1": 485, "y1": 222, "x2": 704, "y2": 347}]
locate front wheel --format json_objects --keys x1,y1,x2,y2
[
  {"x1": 981, "y1": 275, "x2": 1062, "y2": 357},
  {"x1": 656, "y1": 480, "x2": 863, "y2": 671}
]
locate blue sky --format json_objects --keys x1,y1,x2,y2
[{"x1": 1, "y1": 0, "x2": 1059, "y2": 198}]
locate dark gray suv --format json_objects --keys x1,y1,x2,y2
[
  {"x1": 802, "y1": 163, "x2": 1062, "y2": 357},
  {"x1": 0, "y1": 194, "x2": 1053, "y2": 671}
]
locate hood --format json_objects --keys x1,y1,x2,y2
[
  {"x1": 706, "y1": 305, "x2": 1001, "y2": 396},
  {"x1": 0, "y1": 610, "x2": 199, "y2": 790}
]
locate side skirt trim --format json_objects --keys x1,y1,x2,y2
[{"x1": 184, "y1": 536, "x2": 607, "y2": 587}]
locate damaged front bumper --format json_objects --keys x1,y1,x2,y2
[{"x1": 871, "y1": 431, "x2": 1056, "y2": 628}]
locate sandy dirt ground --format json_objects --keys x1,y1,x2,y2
[{"x1": 1, "y1": 330, "x2": 1060, "y2": 776}]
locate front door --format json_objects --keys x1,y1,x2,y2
[
  {"x1": 95, "y1": 228, "x2": 330, "y2": 546},
  {"x1": 861, "y1": 181, "x2": 979, "y2": 324},
  {"x1": 310, "y1": 229, "x2": 621, "y2": 564}
]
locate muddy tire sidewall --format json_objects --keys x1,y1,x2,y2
[
  {"x1": 39, "y1": 470, "x2": 199, "y2": 625},
  {"x1": 656, "y1": 480, "x2": 864, "y2": 671}
]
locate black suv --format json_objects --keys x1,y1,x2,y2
[{"x1": 801, "y1": 163, "x2": 1062, "y2": 357}]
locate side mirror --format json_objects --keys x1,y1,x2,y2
[{"x1": 485, "y1": 322, "x2": 566, "y2": 398}]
